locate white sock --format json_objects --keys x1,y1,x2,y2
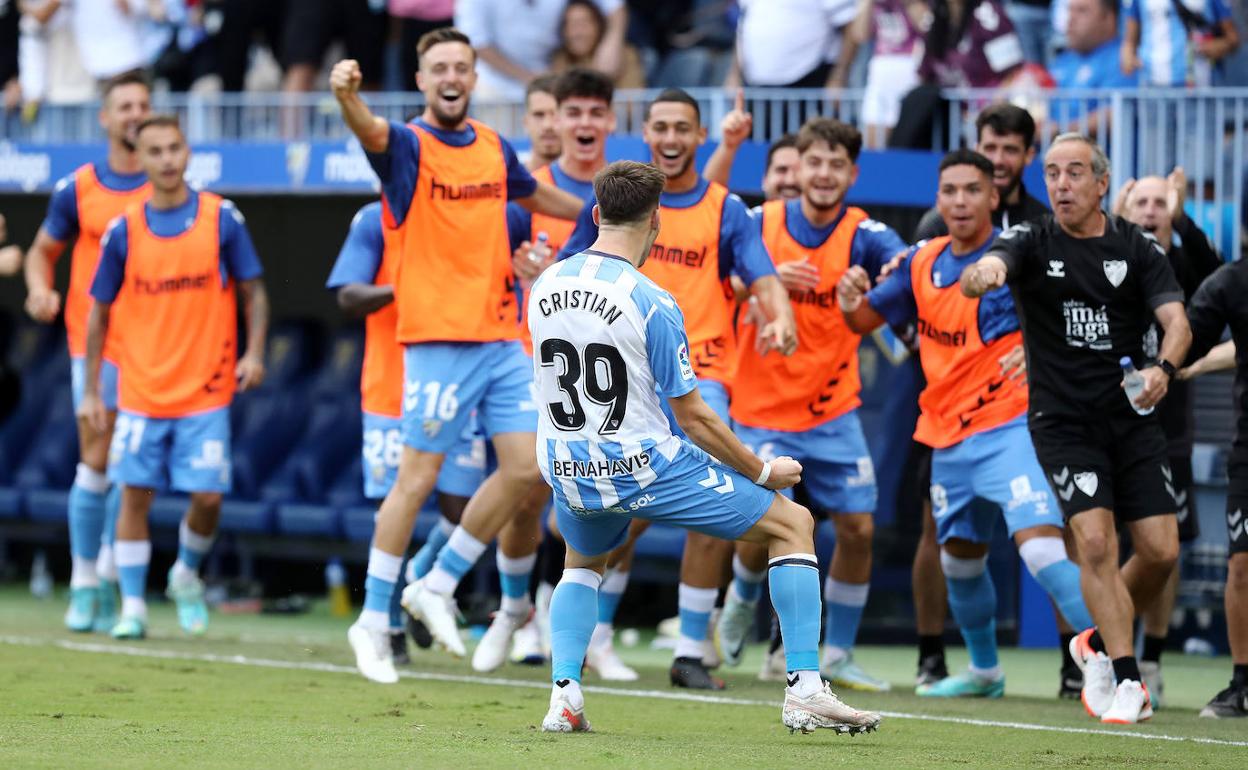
[
  {"x1": 589, "y1": 622, "x2": 613, "y2": 649},
  {"x1": 423, "y1": 527, "x2": 488, "y2": 595},
  {"x1": 552, "y1": 678, "x2": 584, "y2": 709},
  {"x1": 358, "y1": 608, "x2": 390, "y2": 631},
  {"x1": 70, "y1": 556, "x2": 99, "y2": 589},
  {"x1": 500, "y1": 593, "x2": 531, "y2": 618},
  {"x1": 788, "y1": 669, "x2": 823, "y2": 698},
  {"x1": 96, "y1": 543, "x2": 117, "y2": 582},
  {"x1": 674, "y1": 635, "x2": 705, "y2": 660},
  {"x1": 969, "y1": 664, "x2": 1003, "y2": 683},
  {"x1": 121, "y1": 596, "x2": 147, "y2": 620},
  {"x1": 823, "y1": 644, "x2": 849, "y2": 664},
  {"x1": 170, "y1": 560, "x2": 197, "y2": 587}
]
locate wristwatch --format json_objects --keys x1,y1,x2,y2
[{"x1": 1157, "y1": 359, "x2": 1177, "y2": 380}]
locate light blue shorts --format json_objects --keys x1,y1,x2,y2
[
  {"x1": 70, "y1": 357, "x2": 119, "y2": 412},
  {"x1": 733, "y1": 410, "x2": 878, "y2": 514},
  {"x1": 553, "y1": 438, "x2": 775, "y2": 557},
  {"x1": 401, "y1": 341, "x2": 536, "y2": 453},
  {"x1": 362, "y1": 412, "x2": 492, "y2": 501},
  {"x1": 109, "y1": 407, "x2": 231, "y2": 493},
  {"x1": 930, "y1": 416, "x2": 1064, "y2": 543}
]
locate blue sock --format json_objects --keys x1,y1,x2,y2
[
  {"x1": 597, "y1": 569, "x2": 629, "y2": 626},
  {"x1": 768, "y1": 554, "x2": 821, "y2": 672},
  {"x1": 388, "y1": 558, "x2": 408, "y2": 631},
  {"x1": 822, "y1": 577, "x2": 869, "y2": 653},
  {"x1": 409, "y1": 516, "x2": 454, "y2": 580},
  {"x1": 424, "y1": 526, "x2": 487, "y2": 595},
  {"x1": 102, "y1": 484, "x2": 121, "y2": 546},
  {"x1": 114, "y1": 540, "x2": 150, "y2": 602},
  {"x1": 1035, "y1": 559, "x2": 1094, "y2": 631},
  {"x1": 68, "y1": 465, "x2": 108, "y2": 562},
  {"x1": 731, "y1": 554, "x2": 766, "y2": 603},
  {"x1": 361, "y1": 547, "x2": 403, "y2": 628},
  {"x1": 550, "y1": 569, "x2": 602, "y2": 683},
  {"x1": 497, "y1": 551, "x2": 537, "y2": 615},
  {"x1": 175, "y1": 520, "x2": 214, "y2": 573},
  {"x1": 944, "y1": 554, "x2": 999, "y2": 671},
  {"x1": 678, "y1": 586, "x2": 718, "y2": 643}
]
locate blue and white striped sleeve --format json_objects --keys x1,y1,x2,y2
[{"x1": 633, "y1": 282, "x2": 697, "y2": 399}]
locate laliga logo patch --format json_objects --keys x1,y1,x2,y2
[
  {"x1": 1073, "y1": 471, "x2": 1098, "y2": 497},
  {"x1": 677, "y1": 343, "x2": 694, "y2": 381},
  {"x1": 1103, "y1": 260, "x2": 1127, "y2": 288}
]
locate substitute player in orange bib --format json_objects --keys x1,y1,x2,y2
[
  {"x1": 23, "y1": 72, "x2": 152, "y2": 634},
  {"x1": 80, "y1": 115, "x2": 268, "y2": 640},
  {"x1": 330, "y1": 27, "x2": 586, "y2": 682}
]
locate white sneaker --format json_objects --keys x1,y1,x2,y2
[
  {"x1": 1100, "y1": 679, "x2": 1154, "y2": 724},
  {"x1": 1139, "y1": 661, "x2": 1164, "y2": 709},
  {"x1": 585, "y1": 639, "x2": 639, "y2": 681},
  {"x1": 759, "y1": 646, "x2": 787, "y2": 682},
  {"x1": 541, "y1": 685, "x2": 592, "y2": 732},
  {"x1": 348, "y1": 622, "x2": 399, "y2": 684},
  {"x1": 716, "y1": 593, "x2": 756, "y2": 668},
  {"x1": 510, "y1": 617, "x2": 546, "y2": 664},
  {"x1": 782, "y1": 681, "x2": 882, "y2": 735},
  {"x1": 472, "y1": 611, "x2": 526, "y2": 672},
  {"x1": 1080, "y1": 652, "x2": 1116, "y2": 718},
  {"x1": 400, "y1": 580, "x2": 465, "y2": 658}
]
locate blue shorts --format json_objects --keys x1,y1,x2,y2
[
  {"x1": 930, "y1": 416, "x2": 1063, "y2": 544},
  {"x1": 362, "y1": 412, "x2": 492, "y2": 500},
  {"x1": 70, "y1": 357, "x2": 119, "y2": 412},
  {"x1": 401, "y1": 341, "x2": 536, "y2": 453},
  {"x1": 660, "y1": 378, "x2": 729, "y2": 436},
  {"x1": 734, "y1": 410, "x2": 877, "y2": 514},
  {"x1": 109, "y1": 408, "x2": 231, "y2": 493},
  {"x1": 554, "y1": 439, "x2": 775, "y2": 558}
]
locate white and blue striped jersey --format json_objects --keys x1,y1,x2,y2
[
  {"x1": 1125, "y1": 0, "x2": 1233, "y2": 86},
  {"x1": 529, "y1": 249, "x2": 698, "y2": 510}
]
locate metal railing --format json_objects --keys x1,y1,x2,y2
[{"x1": 5, "y1": 86, "x2": 1244, "y2": 258}]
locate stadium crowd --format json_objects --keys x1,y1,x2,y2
[
  {"x1": 6, "y1": 3, "x2": 1248, "y2": 739},
  {"x1": 2, "y1": 0, "x2": 1246, "y2": 117}
]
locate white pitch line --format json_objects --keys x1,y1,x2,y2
[{"x1": 3, "y1": 635, "x2": 1246, "y2": 749}]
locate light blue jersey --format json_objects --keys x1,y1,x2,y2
[
  {"x1": 528, "y1": 249, "x2": 774, "y2": 555},
  {"x1": 1125, "y1": 0, "x2": 1233, "y2": 86}
]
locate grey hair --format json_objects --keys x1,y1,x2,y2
[{"x1": 1048, "y1": 133, "x2": 1110, "y2": 179}]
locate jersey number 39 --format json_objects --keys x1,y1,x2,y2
[{"x1": 539, "y1": 338, "x2": 629, "y2": 435}]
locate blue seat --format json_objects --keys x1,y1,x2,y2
[
  {"x1": 150, "y1": 495, "x2": 188, "y2": 529},
  {"x1": 219, "y1": 499, "x2": 273, "y2": 534},
  {"x1": 341, "y1": 505, "x2": 378, "y2": 542},
  {"x1": 231, "y1": 390, "x2": 311, "y2": 499},
  {"x1": 326, "y1": 456, "x2": 371, "y2": 509},
  {"x1": 308, "y1": 325, "x2": 364, "y2": 402},
  {"x1": 260, "y1": 398, "x2": 360, "y2": 503},
  {"x1": 11, "y1": 383, "x2": 78, "y2": 491},
  {"x1": 276, "y1": 503, "x2": 341, "y2": 537},
  {"x1": 632, "y1": 523, "x2": 686, "y2": 561},
  {"x1": 25, "y1": 489, "x2": 68, "y2": 524},
  {"x1": 252, "y1": 320, "x2": 326, "y2": 391},
  {"x1": 0, "y1": 486, "x2": 21, "y2": 519}
]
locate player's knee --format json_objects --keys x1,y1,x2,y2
[
  {"x1": 1074, "y1": 528, "x2": 1114, "y2": 567},
  {"x1": 1136, "y1": 531, "x2": 1179, "y2": 571},
  {"x1": 836, "y1": 515, "x2": 874, "y2": 550},
  {"x1": 190, "y1": 492, "x2": 223, "y2": 512},
  {"x1": 775, "y1": 499, "x2": 815, "y2": 543},
  {"x1": 394, "y1": 466, "x2": 439, "y2": 502},
  {"x1": 1228, "y1": 554, "x2": 1248, "y2": 590}
]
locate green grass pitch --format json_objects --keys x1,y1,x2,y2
[{"x1": 0, "y1": 588, "x2": 1244, "y2": 768}]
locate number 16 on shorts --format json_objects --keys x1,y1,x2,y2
[{"x1": 404, "y1": 380, "x2": 460, "y2": 436}]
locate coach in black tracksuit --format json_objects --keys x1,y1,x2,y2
[
  {"x1": 961, "y1": 134, "x2": 1191, "y2": 723},
  {"x1": 1185, "y1": 259, "x2": 1248, "y2": 719}
]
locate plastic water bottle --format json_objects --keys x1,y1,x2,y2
[
  {"x1": 1120, "y1": 356, "x2": 1154, "y2": 415},
  {"x1": 325, "y1": 558, "x2": 351, "y2": 617},
  {"x1": 527, "y1": 231, "x2": 550, "y2": 264},
  {"x1": 30, "y1": 550, "x2": 52, "y2": 599}
]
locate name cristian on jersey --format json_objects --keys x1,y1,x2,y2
[
  {"x1": 133, "y1": 270, "x2": 215, "y2": 295},
  {"x1": 429, "y1": 178, "x2": 504, "y2": 200},
  {"x1": 550, "y1": 451, "x2": 652, "y2": 478},
  {"x1": 916, "y1": 317, "x2": 968, "y2": 347},
  {"x1": 536, "y1": 287, "x2": 625, "y2": 325}
]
